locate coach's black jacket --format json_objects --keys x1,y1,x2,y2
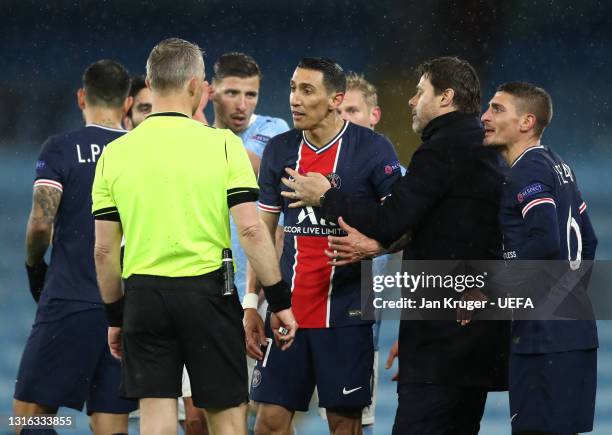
[{"x1": 322, "y1": 111, "x2": 510, "y2": 389}]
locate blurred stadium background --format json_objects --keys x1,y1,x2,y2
[{"x1": 1, "y1": 1, "x2": 610, "y2": 433}]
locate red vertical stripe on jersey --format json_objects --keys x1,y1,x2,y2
[{"x1": 291, "y1": 139, "x2": 341, "y2": 328}]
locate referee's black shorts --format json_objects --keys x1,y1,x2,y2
[{"x1": 121, "y1": 271, "x2": 248, "y2": 409}]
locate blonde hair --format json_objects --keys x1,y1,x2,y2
[
  {"x1": 346, "y1": 72, "x2": 378, "y2": 108},
  {"x1": 146, "y1": 38, "x2": 204, "y2": 92}
]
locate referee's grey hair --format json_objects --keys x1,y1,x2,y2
[{"x1": 146, "y1": 38, "x2": 205, "y2": 92}]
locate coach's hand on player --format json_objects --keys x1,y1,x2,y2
[
  {"x1": 325, "y1": 217, "x2": 383, "y2": 266},
  {"x1": 385, "y1": 340, "x2": 400, "y2": 381},
  {"x1": 280, "y1": 167, "x2": 331, "y2": 208},
  {"x1": 270, "y1": 310, "x2": 298, "y2": 351},
  {"x1": 457, "y1": 288, "x2": 488, "y2": 326},
  {"x1": 108, "y1": 326, "x2": 123, "y2": 359},
  {"x1": 244, "y1": 308, "x2": 267, "y2": 360}
]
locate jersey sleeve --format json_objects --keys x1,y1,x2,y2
[
  {"x1": 257, "y1": 136, "x2": 283, "y2": 214},
  {"x1": 367, "y1": 134, "x2": 402, "y2": 199},
  {"x1": 33, "y1": 137, "x2": 66, "y2": 192},
  {"x1": 510, "y1": 158, "x2": 561, "y2": 259},
  {"x1": 510, "y1": 158, "x2": 557, "y2": 219},
  {"x1": 92, "y1": 150, "x2": 120, "y2": 221},
  {"x1": 225, "y1": 130, "x2": 259, "y2": 208},
  {"x1": 244, "y1": 117, "x2": 290, "y2": 158}
]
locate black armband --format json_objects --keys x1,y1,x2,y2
[
  {"x1": 263, "y1": 280, "x2": 292, "y2": 313},
  {"x1": 25, "y1": 261, "x2": 48, "y2": 303},
  {"x1": 104, "y1": 297, "x2": 125, "y2": 327}
]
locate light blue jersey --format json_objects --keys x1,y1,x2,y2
[{"x1": 230, "y1": 114, "x2": 290, "y2": 300}]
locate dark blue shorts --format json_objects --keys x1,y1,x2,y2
[
  {"x1": 250, "y1": 318, "x2": 373, "y2": 411},
  {"x1": 510, "y1": 349, "x2": 597, "y2": 434},
  {"x1": 14, "y1": 308, "x2": 137, "y2": 415}
]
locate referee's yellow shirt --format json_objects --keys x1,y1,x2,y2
[{"x1": 92, "y1": 112, "x2": 258, "y2": 279}]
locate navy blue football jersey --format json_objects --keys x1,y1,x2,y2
[
  {"x1": 34, "y1": 124, "x2": 126, "y2": 321},
  {"x1": 499, "y1": 145, "x2": 598, "y2": 353},
  {"x1": 258, "y1": 121, "x2": 401, "y2": 328}
]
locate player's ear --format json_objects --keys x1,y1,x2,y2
[
  {"x1": 123, "y1": 115, "x2": 133, "y2": 131},
  {"x1": 77, "y1": 88, "x2": 86, "y2": 110},
  {"x1": 123, "y1": 96, "x2": 134, "y2": 117},
  {"x1": 187, "y1": 77, "x2": 198, "y2": 96},
  {"x1": 330, "y1": 92, "x2": 344, "y2": 110},
  {"x1": 439, "y1": 88, "x2": 455, "y2": 109},
  {"x1": 370, "y1": 106, "x2": 382, "y2": 128},
  {"x1": 520, "y1": 113, "x2": 537, "y2": 133}
]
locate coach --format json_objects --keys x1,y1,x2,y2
[
  {"x1": 92, "y1": 38, "x2": 297, "y2": 435},
  {"x1": 283, "y1": 57, "x2": 510, "y2": 435}
]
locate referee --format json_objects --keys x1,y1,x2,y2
[{"x1": 92, "y1": 38, "x2": 297, "y2": 435}]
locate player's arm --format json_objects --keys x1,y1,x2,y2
[
  {"x1": 25, "y1": 185, "x2": 62, "y2": 301},
  {"x1": 518, "y1": 204, "x2": 561, "y2": 259},
  {"x1": 26, "y1": 186, "x2": 60, "y2": 265},
  {"x1": 513, "y1": 163, "x2": 561, "y2": 259},
  {"x1": 227, "y1": 131, "x2": 297, "y2": 349},
  {"x1": 579, "y1": 203, "x2": 597, "y2": 260},
  {"x1": 287, "y1": 146, "x2": 450, "y2": 247},
  {"x1": 94, "y1": 220, "x2": 124, "y2": 304},
  {"x1": 243, "y1": 211, "x2": 280, "y2": 359},
  {"x1": 231, "y1": 203, "x2": 297, "y2": 350},
  {"x1": 91, "y1": 151, "x2": 126, "y2": 349},
  {"x1": 94, "y1": 219, "x2": 124, "y2": 360}
]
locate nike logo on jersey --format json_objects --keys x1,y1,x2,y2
[{"x1": 342, "y1": 386, "x2": 362, "y2": 395}]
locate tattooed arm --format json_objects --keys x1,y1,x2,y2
[{"x1": 26, "y1": 186, "x2": 61, "y2": 266}]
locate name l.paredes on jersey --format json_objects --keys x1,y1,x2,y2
[{"x1": 75, "y1": 143, "x2": 106, "y2": 163}]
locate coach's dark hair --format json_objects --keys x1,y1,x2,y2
[
  {"x1": 297, "y1": 57, "x2": 346, "y2": 93},
  {"x1": 497, "y1": 81, "x2": 553, "y2": 137},
  {"x1": 214, "y1": 52, "x2": 262, "y2": 81},
  {"x1": 82, "y1": 59, "x2": 131, "y2": 108},
  {"x1": 415, "y1": 56, "x2": 481, "y2": 115}
]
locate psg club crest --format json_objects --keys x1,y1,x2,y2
[
  {"x1": 252, "y1": 369, "x2": 262, "y2": 388},
  {"x1": 326, "y1": 172, "x2": 341, "y2": 189}
]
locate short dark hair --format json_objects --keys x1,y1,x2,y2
[
  {"x1": 213, "y1": 52, "x2": 262, "y2": 81},
  {"x1": 129, "y1": 75, "x2": 147, "y2": 99},
  {"x1": 415, "y1": 56, "x2": 481, "y2": 115},
  {"x1": 497, "y1": 81, "x2": 553, "y2": 137},
  {"x1": 126, "y1": 75, "x2": 147, "y2": 118},
  {"x1": 297, "y1": 57, "x2": 346, "y2": 93},
  {"x1": 82, "y1": 59, "x2": 131, "y2": 108}
]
